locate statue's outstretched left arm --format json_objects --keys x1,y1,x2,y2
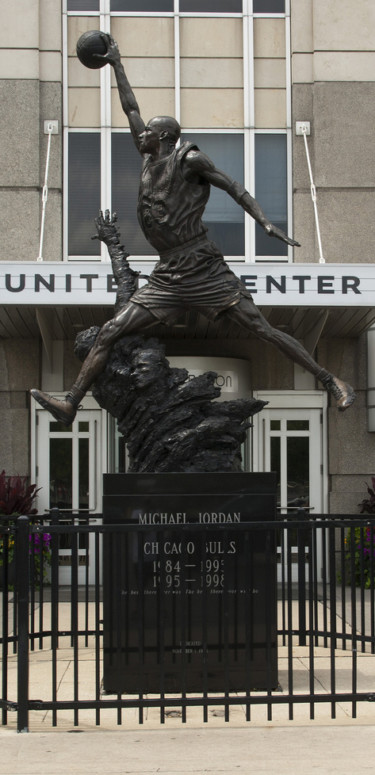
[
  {"x1": 183, "y1": 150, "x2": 300, "y2": 247},
  {"x1": 92, "y1": 210, "x2": 139, "y2": 307}
]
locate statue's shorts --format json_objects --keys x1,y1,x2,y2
[{"x1": 130, "y1": 237, "x2": 254, "y2": 322}]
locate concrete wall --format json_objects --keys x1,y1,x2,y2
[
  {"x1": 0, "y1": 339, "x2": 40, "y2": 476},
  {"x1": 291, "y1": 0, "x2": 375, "y2": 264},
  {"x1": 0, "y1": 0, "x2": 62, "y2": 470},
  {"x1": 1, "y1": 1, "x2": 374, "y2": 506},
  {"x1": 0, "y1": 0, "x2": 62, "y2": 263},
  {"x1": 290, "y1": 0, "x2": 375, "y2": 511},
  {"x1": 315, "y1": 333, "x2": 375, "y2": 513}
]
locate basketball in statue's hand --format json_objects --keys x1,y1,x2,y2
[{"x1": 76, "y1": 30, "x2": 108, "y2": 69}]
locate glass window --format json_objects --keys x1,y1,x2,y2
[
  {"x1": 50, "y1": 421, "x2": 72, "y2": 432},
  {"x1": 79, "y1": 438, "x2": 89, "y2": 509},
  {"x1": 180, "y1": 0, "x2": 242, "y2": 10},
  {"x1": 271, "y1": 429, "x2": 310, "y2": 510},
  {"x1": 253, "y1": 0, "x2": 285, "y2": 11},
  {"x1": 112, "y1": 132, "x2": 244, "y2": 257},
  {"x1": 112, "y1": 133, "x2": 156, "y2": 256},
  {"x1": 255, "y1": 133, "x2": 287, "y2": 257},
  {"x1": 49, "y1": 438, "x2": 73, "y2": 510},
  {"x1": 287, "y1": 420, "x2": 309, "y2": 431},
  {"x1": 67, "y1": 0, "x2": 99, "y2": 10},
  {"x1": 70, "y1": 0, "x2": 245, "y2": 8},
  {"x1": 287, "y1": 436, "x2": 309, "y2": 506},
  {"x1": 182, "y1": 133, "x2": 245, "y2": 256},
  {"x1": 68, "y1": 133, "x2": 101, "y2": 256},
  {"x1": 111, "y1": 1, "x2": 173, "y2": 10}
]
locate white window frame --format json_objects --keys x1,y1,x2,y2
[
  {"x1": 31, "y1": 395, "x2": 108, "y2": 585},
  {"x1": 63, "y1": 0, "x2": 292, "y2": 263},
  {"x1": 251, "y1": 388, "x2": 328, "y2": 582},
  {"x1": 251, "y1": 389, "x2": 328, "y2": 514}
]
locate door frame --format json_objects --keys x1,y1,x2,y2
[
  {"x1": 251, "y1": 390, "x2": 328, "y2": 512},
  {"x1": 251, "y1": 390, "x2": 328, "y2": 581},
  {"x1": 31, "y1": 395, "x2": 107, "y2": 584}
]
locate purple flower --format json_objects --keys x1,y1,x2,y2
[{"x1": 29, "y1": 533, "x2": 52, "y2": 555}]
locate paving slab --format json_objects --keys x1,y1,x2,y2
[
  {"x1": 2, "y1": 726, "x2": 375, "y2": 775},
  {"x1": 2, "y1": 597, "x2": 375, "y2": 738}
]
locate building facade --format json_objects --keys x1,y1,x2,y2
[{"x1": 1, "y1": 0, "x2": 375, "y2": 535}]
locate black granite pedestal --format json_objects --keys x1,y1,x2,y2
[{"x1": 103, "y1": 472, "x2": 277, "y2": 694}]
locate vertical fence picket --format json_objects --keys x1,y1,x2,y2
[
  {"x1": 16, "y1": 516, "x2": 29, "y2": 734},
  {"x1": 286, "y1": 523, "x2": 293, "y2": 721},
  {"x1": 329, "y1": 526, "x2": 337, "y2": 719},
  {"x1": 360, "y1": 525, "x2": 366, "y2": 653},
  {"x1": 85, "y1": 518, "x2": 90, "y2": 649},
  {"x1": 29, "y1": 532, "x2": 35, "y2": 653},
  {"x1": 297, "y1": 516, "x2": 307, "y2": 647},
  {"x1": 38, "y1": 527, "x2": 44, "y2": 651},
  {"x1": 322, "y1": 526, "x2": 328, "y2": 649},
  {"x1": 159, "y1": 531, "x2": 166, "y2": 725},
  {"x1": 244, "y1": 529, "x2": 252, "y2": 722},
  {"x1": 350, "y1": 526, "x2": 358, "y2": 718},
  {"x1": 202, "y1": 528, "x2": 208, "y2": 723},
  {"x1": 280, "y1": 526, "x2": 286, "y2": 647},
  {"x1": 312, "y1": 526, "x2": 319, "y2": 648},
  {"x1": 223, "y1": 528, "x2": 230, "y2": 723},
  {"x1": 371, "y1": 525, "x2": 375, "y2": 654},
  {"x1": 1, "y1": 513, "x2": 375, "y2": 730},
  {"x1": 50, "y1": 509, "x2": 59, "y2": 727},
  {"x1": 340, "y1": 526, "x2": 347, "y2": 650},
  {"x1": 71, "y1": 526, "x2": 79, "y2": 727},
  {"x1": 95, "y1": 529, "x2": 101, "y2": 727},
  {"x1": 180, "y1": 532, "x2": 187, "y2": 724},
  {"x1": 1, "y1": 526, "x2": 9, "y2": 726},
  {"x1": 137, "y1": 529, "x2": 145, "y2": 726},
  {"x1": 308, "y1": 525, "x2": 315, "y2": 720},
  {"x1": 265, "y1": 526, "x2": 274, "y2": 722}
]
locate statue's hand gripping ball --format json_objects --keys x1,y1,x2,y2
[{"x1": 76, "y1": 30, "x2": 108, "y2": 69}]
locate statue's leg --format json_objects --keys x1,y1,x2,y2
[
  {"x1": 30, "y1": 302, "x2": 157, "y2": 425},
  {"x1": 225, "y1": 298, "x2": 355, "y2": 411}
]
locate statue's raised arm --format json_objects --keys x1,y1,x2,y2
[
  {"x1": 95, "y1": 34, "x2": 145, "y2": 152},
  {"x1": 182, "y1": 149, "x2": 301, "y2": 247}
]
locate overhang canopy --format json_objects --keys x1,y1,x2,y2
[{"x1": 1, "y1": 261, "x2": 374, "y2": 342}]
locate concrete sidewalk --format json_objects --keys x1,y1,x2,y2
[
  {"x1": 1, "y1": 725, "x2": 375, "y2": 774},
  {"x1": 2, "y1": 597, "x2": 375, "y2": 732},
  {"x1": 3, "y1": 639, "x2": 375, "y2": 732},
  {"x1": 2, "y1": 597, "x2": 375, "y2": 773}
]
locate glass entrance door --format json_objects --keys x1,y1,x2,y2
[
  {"x1": 35, "y1": 405, "x2": 103, "y2": 584},
  {"x1": 252, "y1": 392, "x2": 327, "y2": 581}
]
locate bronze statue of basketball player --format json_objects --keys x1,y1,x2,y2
[{"x1": 31, "y1": 34, "x2": 355, "y2": 424}]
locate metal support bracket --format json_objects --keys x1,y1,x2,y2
[{"x1": 296, "y1": 120, "x2": 325, "y2": 264}]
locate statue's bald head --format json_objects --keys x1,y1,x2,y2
[{"x1": 149, "y1": 116, "x2": 181, "y2": 145}]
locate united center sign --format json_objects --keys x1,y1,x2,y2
[{"x1": 0, "y1": 262, "x2": 374, "y2": 307}]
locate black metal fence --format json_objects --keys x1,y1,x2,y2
[{"x1": 1, "y1": 510, "x2": 375, "y2": 732}]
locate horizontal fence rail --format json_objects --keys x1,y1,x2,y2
[{"x1": 1, "y1": 511, "x2": 375, "y2": 731}]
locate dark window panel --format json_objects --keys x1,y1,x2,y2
[
  {"x1": 68, "y1": 133, "x2": 101, "y2": 256},
  {"x1": 253, "y1": 0, "x2": 285, "y2": 12},
  {"x1": 182, "y1": 133, "x2": 245, "y2": 256},
  {"x1": 287, "y1": 436, "x2": 310, "y2": 506},
  {"x1": 112, "y1": 133, "x2": 244, "y2": 258},
  {"x1": 49, "y1": 438, "x2": 72, "y2": 510},
  {"x1": 180, "y1": 0, "x2": 242, "y2": 11},
  {"x1": 67, "y1": 0, "x2": 99, "y2": 10},
  {"x1": 112, "y1": 133, "x2": 157, "y2": 256},
  {"x1": 111, "y1": 1, "x2": 173, "y2": 10},
  {"x1": 67, "y1": 0, "x2": 284, "y2": 13},
  {"x1": 255, "y1": 133, "x2": 287, "y2": 257},
  {"x1": 79, "y1": 438, "x2": 89, "y2": 510}
]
